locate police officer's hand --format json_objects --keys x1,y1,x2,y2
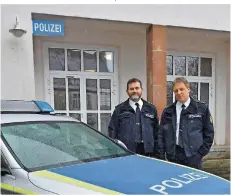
[{"x1": 187, "y1": 153, "x2": 202, "y2": 168}]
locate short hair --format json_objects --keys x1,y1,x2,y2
[
  {"x1": 172, "y1": 77, "x2": 190, "y2": 89},
  {"x1": 126, "y1": 78, "x2": 142, "y2": 90}
]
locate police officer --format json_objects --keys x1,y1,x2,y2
[
  {"x1": 108, "y1": 78, "x2": 159, "y2": 157},
  {"x1": 157, "y1": 77, "x2": 214, "y2": 169}
]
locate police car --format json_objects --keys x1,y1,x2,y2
[{"x1": 1, "y1": 100, "x2": 230, "y2": 194}]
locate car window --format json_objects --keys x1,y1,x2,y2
[{"x1": 1, "y1": 121, "x2": 130, "y2": 171}]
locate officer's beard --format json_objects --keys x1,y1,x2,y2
[{"x1": 130, "y1": 94, "x2": 141, "y2": 102}]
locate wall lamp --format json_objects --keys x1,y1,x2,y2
[{"x1": 9, "y1": 16, "x2": 27, "y2": 38}]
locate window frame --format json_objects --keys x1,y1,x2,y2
[{"x1": 43, "y1": 43, "x2": 119, "y2": 134}]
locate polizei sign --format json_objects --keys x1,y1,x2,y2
[{"x1": 32, "y1": 20, "x2": 64, "y2": 36}]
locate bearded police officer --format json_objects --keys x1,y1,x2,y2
[
  {"x1": 157, "y1": 77, "x2": 214, "y2": 169},
  {"x1": 108, "y1": 78, "x2": 159, "y2": 157}
]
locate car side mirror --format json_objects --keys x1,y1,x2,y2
[{"x1": 114, "y1": 139, "x2": 128, "y2": 149}]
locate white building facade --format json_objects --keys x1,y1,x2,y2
[{"x1": 1, "y1": 5, "x2": 230, "y2": 154}]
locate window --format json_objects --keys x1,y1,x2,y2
[
  {"x1": 166, "y1": 53, "x2": 214, "y2": 113},
  {"x1": 48, "y1": 48, "x2": 115, "y2": 73},
  {"x1": 45, "y1": 44, "x2": 117, "y2": 135}
]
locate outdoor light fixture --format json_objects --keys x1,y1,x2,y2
[{"x1": 9, "y1": 16, "x2": 27, "y2": 38}]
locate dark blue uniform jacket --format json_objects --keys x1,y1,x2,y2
[
  {"x1": 157, "y1": 97, "x2": 214, "y2": 160},
  {"x1": 108, "y1": 98, "x2": 159, "y2": 155}
]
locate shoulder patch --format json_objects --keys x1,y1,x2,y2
[
  {"x1": 146, "y1": 100, "x2": 154, "y2": 105},
  {"x1": 210, "y1": 115, "x2": 213, "y2": 124}
]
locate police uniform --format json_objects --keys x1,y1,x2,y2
[
  {"x1": 157, "y1": 97, "x2": 214, "y2": 169},
  {"x1": 108, "y1": 98, "x2": 159, "y2": 157}
]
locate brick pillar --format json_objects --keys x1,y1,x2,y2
[
  {"x1": 146, "y1": 25, "x2": 167, "y2": 118},
  {"x1": 225, "y1": 40, "x2": 230, "y2": 145}
]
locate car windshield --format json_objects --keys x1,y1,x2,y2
[{"x1": 1, "y1": 121, "x2": 130, "y2": 171}]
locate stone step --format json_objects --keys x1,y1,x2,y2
[
  {"x1": 202, "y1": 159, "x2": 230, "y2": 169},
  {"x1": 204, "y1": 168, "x2": 230, "y2": 179},
  {"x1": 204, "y1": 168, "x2": 230, "y2": 175},
  {"x1": 212, "y1": 173, "x2": 230, "y2": 181},
  {"x1": 203, "y1": 168, "x2": 230, "y2": 179},
  {"x1": 203, "y1": 150, "x2": 230, "y2": 160},
  {"x1": 220, "y1": 174, "x2": 230, "y2": 180},
  {"x1": 202, "y1": 158, "x2": 230, "y2": 180}
]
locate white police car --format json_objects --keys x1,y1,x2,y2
[{"x1": 1, "y1": 100, "x2": 230, "y2": 194}]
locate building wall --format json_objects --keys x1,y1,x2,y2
[
  {"x1": 1, "y1": 6, "x2": 35, "y2": 100},
  {"x1": 1, "y1": 4, "x2": 229, "y2": 100},
  {"x1": 226, "y1": 40, "x2": 230, "y2": 145},
  {"x1": 33, "y1": 15, "x2": 148, "y2": 105},
  {"x1": 1, "y1": 4, "x2": 230, "y2": 31},
  {"x1": 33, "y1": 16, "x2": 230, "y2": 147},
  {"x1": 1, "y1": 6, "x2": 230, "y2": 147}
]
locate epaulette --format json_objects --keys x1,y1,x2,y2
[
  {"x1": 200, "y1": 101, "x2": 206, "y2": 105},
  {"x1": 195, "y1": 100, "x2": 208, "y2": 109},
  {"x1": 146, "y1": 100, "x2": 159, "y2": 109},
  {"x1": 196, "y1": 99, "x2": 207, "y2": 105},
  {"x1": 146, "y1": 100, "x2": 154, "y2": 106},
  {"x1": 194, "y1": 99, "x2": 202, "y2": 103}
]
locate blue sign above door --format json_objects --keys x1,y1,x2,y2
[{"x1": 32, "y1": 20, "x2": 64, "y2": 36}]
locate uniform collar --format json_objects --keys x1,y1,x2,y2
[
  {"x1": 176, "y1": 97, "x2": 191, "y2": 109},
  {"x1": 129, "y1": 98, "x2": 143, "y2": 107}
]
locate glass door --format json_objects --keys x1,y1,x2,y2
[
  {"x1": 84, "y1": 76, "x2": 114, "y2": 135},
  {"x1": 49, "y1": 74, "x2": 115, "y2": 135},
  {"x1": 49, "y1": 75, "x2": 83, "y2": 121}
]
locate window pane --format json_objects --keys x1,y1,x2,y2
[
  {"x1": 67, "y1": 49, "x2": 81, "y2": 71},
  {"x1": 100, "y1": 113, "x2": 111, "y2": 136},
  {"x1": 49, "y1": 48, "x2": 65, "y2": 71},
  {"x1": 99, "y1": 51, "x2": 114, "y2": 73},
  {"x1": 188, "y1": 57, "x2": 199, "y2": 76},
  {"x1": 200, "y1": 83, "x2": 209, "y2": 107},
  {"x1": 53, "y1": 78, "x2": 66, "y2": 110},
  {"x1": 87, "y1": 113, "x2": 98, "y2": 130},
  {"x1": 201, "y1": 58, "x2": 212, "y2": 77},
  {"x1": 100, "y1": 79, "x2": 111, "y2": 110},
  {"x1": 69, "y1": 113, "x2": 81, "y2": 121},
  {"x1": 68, "y1": 78, "x2": 80, "y2": 110},
  {"x1": 190, "y1": 82, "x2": 198, "y2": 100},
  {"x1": 175, "y1": 56, "x2": 186, "y2": 76},
  {"x1": 86, "y1": 79, "x2": 98, "y2": 110},
  {"x1": 166, "y1": 55, "x2": 173, "y2": 75},
  {"x1": 167, "y1": 81, "x2": 173, "y2": 106},
  {"x1": 84, "y1": 50, "x2": 97, "y2": 72}
]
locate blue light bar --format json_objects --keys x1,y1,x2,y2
[
  {"x1": 1, "y1": 100, "x2": 54, "y2": 114},
  {"x1": 34, "y1": 101, "x2": 54, "y2": 113}
]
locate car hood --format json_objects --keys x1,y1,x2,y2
[{"x1": 29, "y1": 155, "x2": 230, "y2": 194}]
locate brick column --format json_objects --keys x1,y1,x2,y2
[
  {"x1": 225, "y1": 40, "x2": 230, "y2": 145},
  {"x1": 146, "y1": 25, "x2": 167, "y2": 118}
]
